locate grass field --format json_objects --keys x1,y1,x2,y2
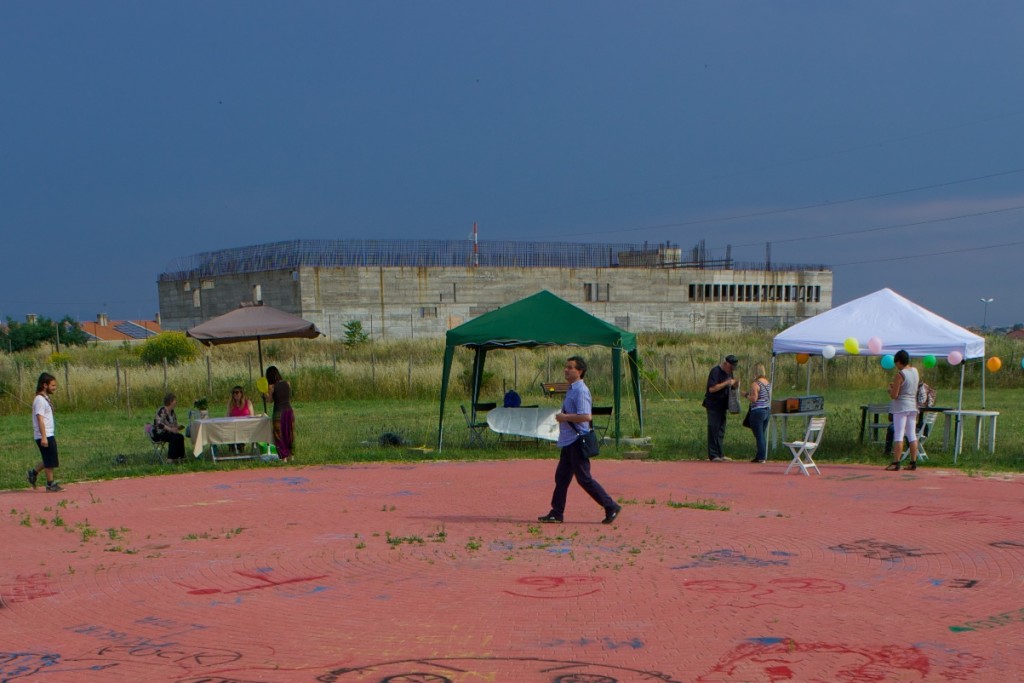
[
  {"x1": 3, "y1": 330, "x2": 1021, "y2": 490},
  {"x1": 2, "y1": 386, "x2": 1021, "y2": 492}
]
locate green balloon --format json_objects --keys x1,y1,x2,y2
[{"x1": 923, "y1": 354, "x2": 937, "y2": 368}]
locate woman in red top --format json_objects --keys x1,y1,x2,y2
[{"x1": 226, "y1": 386, "x2": 254, "y2": 417}]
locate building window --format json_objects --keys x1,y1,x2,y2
[
  {"x1": 201, "y1": 279, "x2": 215, "y2": 290},
  {"x1": 420, "y1": 306, "x2": 438, "y2": 318},
  {"x1": 183, "y1": 282, "x2": 191, "y2": 292},
  {"x1": 252, "y1": 285, "x2": 263, "y2": 304},
  {"x1": 192, "y1": 289, "x2": 201, "y2": 308}
]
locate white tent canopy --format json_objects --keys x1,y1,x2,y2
[{"x1": 773, "y1": 288, "x2": 985, "y2": 359}]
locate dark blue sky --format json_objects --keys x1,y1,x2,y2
[{"x1": 3, "y1": 2, "x2": 1023, "y2": 328}]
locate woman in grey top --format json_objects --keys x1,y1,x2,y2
[{"x1": 885, "y1": 349, "x2": 920, "y2": 471}]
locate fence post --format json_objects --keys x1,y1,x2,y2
[
  {"x1": 64, "y1": 363, "x2": 71, "y2": 401},
  {"x1": 116, "y1": 359, "x2": 121, "y2": 403},
  {"x1": 125, "y1": 369, "x2": 132, "y2": 418}
]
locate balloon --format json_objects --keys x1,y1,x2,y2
[
  {"x1": 947, "y1": 351, "x2": 963, "y2": 366},
  {"x1": 796, "y1": 353, "x2": 809, "y2": 365},
  {"x1": 1021, "y1": 357, "x2": 1024, "y2": 370},
  {"x1": 986, "y1": 356, "x2": 1002, "y2": 372},
  {"x1": 868, "y1": 336, "x2": 883, "y2": 354},
  {"x1": 922, "y1": 354, "x2": 936, "y2": 369},
  {"x1": 256, "y1": 376, "x2": 269, "y2": 393},
  {"x1": 822, "y1": 345, "x2": 836, "y2": 360},
  {"x1": 881, "y1": 354, "x2": 895, "y2": 370},
  {"x1": 844, "y1": 337, "x2": 860, "y2": 355}
]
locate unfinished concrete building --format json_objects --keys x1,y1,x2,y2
[{"x1": 157, "y1": 239, "x2": 833, "y2": 339}]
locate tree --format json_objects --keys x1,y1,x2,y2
[
  {"x1": 138, "y1": 332, "x2": 199, "y2": 365},
  {"x1": 0, "y1": 315, "x2": 89, "y2": 352},
  {"x1": 343, "y1": 320, "x2": 370, "y2": 348}
]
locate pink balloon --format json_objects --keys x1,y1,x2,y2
[
  {"x1": 868, "y1": 336, "x2": 883, "y2": 354},
  {"x1": 947, "y1": 350, "x2": 963, "y2": 366}
]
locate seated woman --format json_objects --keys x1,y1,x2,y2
[
  {"x1": 225, "y1": 386, "x2": 255, "y2": 454},
  {"x1": 153, "y1": 392, "x2": 186, "y2": 461},
  {"x1": 226, "y1": 385, "x2": 255, "y2": 417}
]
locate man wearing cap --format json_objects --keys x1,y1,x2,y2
[{"x1": 702, "y1": 355, "x2": 740, "y2": 462}]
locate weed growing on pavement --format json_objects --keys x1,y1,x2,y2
[
  {"x1": 429, "y1": 526, "x2": 447, "y2": 543},
  {"x1": 385, "y1": 532, "x2": 424, "y2": 547},
  {"x1": 355, "y1": 541, "x2": 366, "y2": 549},
  {"x1": 78, "y1": 522, "x2": 98, "y2": 542},
  {"x1": 465, "y1": 537, "x2": 482, "y2": 551},
  {"x1": 666, "y1": 496, "x2": 730, "y2": 511}
]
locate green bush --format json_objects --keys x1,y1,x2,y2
[{"x1": 139, "y1": 332, "x2": 200, "y2": 366}]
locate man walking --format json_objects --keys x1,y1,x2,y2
[
  {"x1": 703, "y1": 354, "x2": 739, "y2": 462},
  {"x1": 28, "y1": 372, "x2": 63, "y2": 492},
  {"x1": 538, "y1": 356, "x2": 621, "y2": 524}
]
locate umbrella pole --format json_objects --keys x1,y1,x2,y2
[{"x1": 258, "y1": 337, "x2": 267, "y2": 414}]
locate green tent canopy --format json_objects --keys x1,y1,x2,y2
[{"x1": 438, "y1": 290, "x2": 643, "y2": 450}]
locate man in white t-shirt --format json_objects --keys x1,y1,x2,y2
[{"x1": 28, "y1": 372, "x2": 63, "y2": 492}]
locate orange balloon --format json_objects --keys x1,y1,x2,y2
[
  {"x1": 795, "y1": 353, "x2": 809, "y2": 365},
  {"x1": 986, "y1": 356, "x2": 1002, "y2": 372}
]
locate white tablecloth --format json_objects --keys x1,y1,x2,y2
[{"x1": 191, "y1": 416, "x2": 273, "y2": 458}]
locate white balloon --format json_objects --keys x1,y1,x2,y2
[{"x1": 822, "y1": 345, "x2": 836, "y2": 359}]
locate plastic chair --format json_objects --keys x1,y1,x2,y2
[
  {"x1": 144, "y1": 423, "x2": 167, "y2": 464},
  {"x1": 461, "y1": 405, "x2": 490, "y2": 447},
  {"x1": 783, "y1": 416, "x2": 825, "y2": 476},
  {"x1": 902, "y1": 411, "x2": 937, "y2": 462}
]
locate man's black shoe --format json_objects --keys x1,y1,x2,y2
[
  {"x1": 537, "y1": 513, "x2": 563, "y2": 523},
  {"x1": 602, "y1": 505, "x2": 622, "y2": 525}
]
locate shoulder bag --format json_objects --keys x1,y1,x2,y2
[{"x1": 569, "y1": 420, "x2": 600, "y2": 457}]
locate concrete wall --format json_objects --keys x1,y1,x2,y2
[{"x1": 158, "y1": 266, "x2": 833, "y2": 338}]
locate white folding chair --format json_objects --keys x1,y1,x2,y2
[
  {"x1": 783, "y1": 416, "x2": 826, "y2": 476},
  {"x1": 902, "y1": 411, "x2": 937, "y2": 462}
]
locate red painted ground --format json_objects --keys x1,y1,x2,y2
[{"x1": 2, "y1": 458, "x2": 1023, "y2": 682}]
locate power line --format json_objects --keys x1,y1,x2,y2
[
  {"x1": 732, "y1": 203, "x2": 1024, "y2": 248},
  {"x1": 833, "y1": 239, "x2": 1024, "y2": 267},
  {"x1": 558, "y1": 166, "x2": 1024, "y2": 239}
]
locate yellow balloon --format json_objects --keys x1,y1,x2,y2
[
  {"x1": 844, "y1": 337, "x2": 860, "y2": 355},
  {"x1": 795, "y1": 353, "x2": 809, "y2": 365},
  {"x1": 986, "y1": 357, "x2": 1002, "y2": 373},
  {"x1": 256, "y1": 376, "x2": 269, "y2": 393}
]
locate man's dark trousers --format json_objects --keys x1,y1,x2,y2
[
  {"x1": 550, "y1": 438, "x2": 615, "y2": 516},
  {"x1": 706, "y1": 408, "x2": 727, "y2": 460}
]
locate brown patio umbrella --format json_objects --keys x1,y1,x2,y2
[{"x1": 187, "y1": 304, "x2": 322, "y2": 409}]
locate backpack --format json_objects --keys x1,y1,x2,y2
[{"x1": 503, "y1": 390, "x2": 522, "y2": 408}]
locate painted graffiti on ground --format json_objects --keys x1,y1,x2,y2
[
  {"x1": 503, "y1": 575, "x2": 604, "y2": 599},
  {"x1": 948, "y1": 606, "x2": 1024, "y2": 633},
  {"x1": 891, "y1": 505, "x2": 1023, "y2": 528},
  {"x1": 174, "y1": 570, "x2": 328, "y2": 596},
  {"x1": 671, "y1": 549, "x2": 794, "y2": 570},
  {"x1": 697, "y1": 638, "x2": 983, "y2": 682},
  {"x1": 316, "y1": 657, "x2": 681, "y2": 683},
  {"x1": 681, "y1": 578, "x2": 845, "y2": 609},
  {"x1": 0, "y1": 573, "x2": 58, "y2": 605},
  {"x1": 539, "y1": 636, "x2": 644, "y2": 651},
  {"x1": 0, "y1": 651, "x2": 120, "y2": 680},
  {"x1": 990, "y1": 540, "x2": 1024, "y2": 550},
  {"x1": 829, "y1": 538, "x2": 935, "y2": 562}
]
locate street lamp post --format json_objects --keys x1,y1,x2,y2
[{"x1": 980, "y1": 297, "x2": 994, "y2": 330}]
